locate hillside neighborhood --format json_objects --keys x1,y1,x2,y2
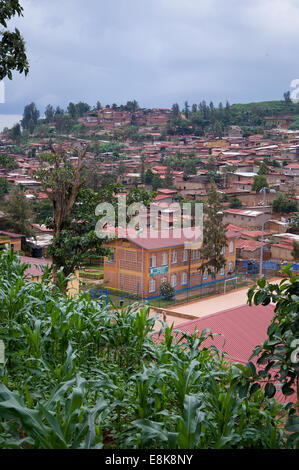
[
  {"x1": 0, "y1": 100, "x2": 298, "y2": 296},
  {"x1": 0, "y1": 0, "x2": 299, "y2": 453}
]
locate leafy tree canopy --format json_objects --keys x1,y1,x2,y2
[{"x1": 0, "y1": 0, "x2": 29, "y2": 80}]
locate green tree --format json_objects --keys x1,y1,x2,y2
[
  {"x1": 160, "y1": 281, "x2": 175, "y2": 300},
  {"x1": 82, "y1": 167, "x2": 101, "y2": 192},
  {"x1": 45, "y1": 104, "x2": 55, "y2": 123},
  {"x1": 36, "y1": 145, "x2": 112, "y2": 281},
  {"x1": 251, "y1": 175, "x2": 269, "y2": 193},
  {"x1": 54, "y1": 115, "x2": 73, "y2": 134},
  {"x1": 283, "y1": 91, "x2": 291, "y2": 104},
  {"x1": 183, "y1": 160, "x2": 197, "y2": 180},
  {"x1": 9, "y1": 123, "x2": 21, "y2": 144},
  {"x1": 31, "y1": 198, "x2": 53, "y2": 225},
  {"x1": 21, "y1": 103, "x2": 40, "y2": 132},
  {"x1": 3, "y1": 187, "x2": 34, "y2": 238},
  {"x1": 257, "y1": 161, "x2": 269, "y2": 175},
  {"x1": 247, "y1": 268, "x2": 299, "y2": 418},
  {"x1": 171, "y1": 103, "x2": 180, "y2": 117},
  {"x1": 164, "y1": 165, "x2": 174, "y2": 188},
  {"x1": 125, "y1": 100, "x2": 139, "y2": 112},
  {"x1": 152, "y1": 175, "x2": 163, "y2": 191},
  {"x1": 229, "y1": 197, "x2": 242, "y2": 209},
  {"x1": 140, "y1": 154, "x2": 146, "y2": 184},
  {"x1": 199, "y1": 180, "x2": 228, "y2": 281},
  {"x1": 0, "y1": 154, "x2": 18, "y2": 171},
  {"x1": 290, "y1": 214, "x2": 299, "y2": 233},
  {"x1": 0, "y1": 175, "x2": 10, "y2": 201},
  {"x1": 118, "y1": 160, "x2": 126, "y2": 177},
  {"x1": 67, "y1": 102, "x2": 77, "y2": 119},
  {"x1": 272, "y1": 193, "x2": 298, "y2": 214},
  {"x1": 74, "y1": 102, "x2": 90, "y2": 117},
  {"x1": 0, "y1": 0, "x2": 29, "y2": 80},
  {"x1": 145, "y1": 168, "x2": 154, "y2": 185},
  {"x1": 291, "y1": 241, "x2": 299, "y2": 261},
  {"x1": 99, "y1": 173, "x2": 118, "y2": 188}
]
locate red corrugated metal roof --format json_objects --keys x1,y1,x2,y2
[
  {"x1": 177, "y1": 304, "x2": 274, "y2": 364},
  {"x1": 174, "y1": 304, "x2": 297, "y2": 403},
  {"x1": 20, "y1": 256, "x2": 52, "y2": 277}
]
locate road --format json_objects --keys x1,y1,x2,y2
[{"x1": 159, "y1": 277, "x2": 281, "y2": 325}]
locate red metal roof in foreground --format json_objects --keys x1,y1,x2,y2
[
  {"x1": 176, "y1": 304, "x2": 296, "y2": 403},
  {"x1": 177, "y1": 304, "x2": 274, "y2": 364}
]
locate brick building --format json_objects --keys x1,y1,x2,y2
[
  {"x1": 223, "y1": 208, "x2": 271, "y2": 229},
  {"x1": 104, "y1": 229, "x2": 238, "y2": 297}
]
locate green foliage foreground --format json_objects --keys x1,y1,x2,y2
[{"x1": 0, "y1": 248, "x2": 297, "y2": 449}]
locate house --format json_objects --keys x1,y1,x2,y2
[
  {"x1": 0, "y1": 230, "x2": 24, "y2": 252},
  {"x1": 228, "y1": 126, "x2": 243, "y2": 139},
  {"x1": 270, "y1": 233, "x2": 299, "y2": 262},
  {"x1": 223, "y1": 209, "x2": 271, "y2": 229},
  {"x1": 283, "y1": 163, "x2": 299, "y2": 176},
  {"x1": 227, "y1": 224, "x2": 271, "y2": 241},
  {"x1": 264, "y1": 115, "x2": 295, "y2": 129},
  {"x1": 103, "y1": 228, "x2": 238, "y2": 298},
  {"x1": 236, "y1": 238, "x2": 263, "y2": 260},
  {"x1": 20, "y1": 256, "x2": 79, "y2": 297}
]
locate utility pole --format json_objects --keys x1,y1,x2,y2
[
  {"x1": 259, "y1": 187, "x2": 266, "y2": 277},
  {"x1": 187, "y1": 248, "x2": 191, "y2": 300},
  {"x1": 259, "y1": 187, "x2": 276, "y2": 277}
]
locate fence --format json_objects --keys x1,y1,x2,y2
[
  {"x1": 89, "y1": 272, "x2": 248, "y2": 309},
  {"x1": 236, "y1": 258, "x2": 299, "y2": 280}
]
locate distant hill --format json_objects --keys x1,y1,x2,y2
[{"x1": 231, "y1": 100, "x2": 298, "y2": 115}]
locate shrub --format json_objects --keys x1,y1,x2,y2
[{"x1": 159, "y1": 281, "x2": 175, "y2": 300}]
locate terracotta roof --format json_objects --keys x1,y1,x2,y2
[
  {"x1": 176, "y1": 304, "x2": 296, "y2": 403},
  {"x1": 284, "y1": 163, "x2": 299, "y2": 169},
  {"x1": 154, "y1": 194, "x2": 172, "y2": 201},
  {"x1": 104, "y1": 227, "x2": 238, "y2": 250},
  {"x1": 0, "y1": 230, "x2": 24, "y2": 239},
  {"x1": 224, "y1": 209, "x2": 263, "y2": 217},
  {"x1": 227, "y1": 224, "x2": 271, "y2": 239},
  {"x1": 236, "y1": 239, "x2": 261, "y2": 251},
  {"x1": 272, "y1": 243, "x2": 292, "y2": 250},
  {"x1": 157, "y1": 188, "x2": 177, "y2": 194},
  {"x1": 20, "y1": 256, "x2": 52, "y2": 278}
]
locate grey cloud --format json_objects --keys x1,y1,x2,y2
[{"x1": 1, "y1": 0, "x2": 299, "y2": 114}]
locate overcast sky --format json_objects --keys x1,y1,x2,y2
[{"x1": 1, "y1": 0, "x2": 299, "y2": 114}]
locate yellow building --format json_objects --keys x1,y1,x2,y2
[
  {"x1": 104, "y1": 229, "x2": 238, "y2": 298},
  {"x1": 0, "y1": 231, "x2": 23, "y2": 252}
]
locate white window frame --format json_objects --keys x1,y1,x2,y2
[
  {"x1": 171, "y1": 250, "x2": 178, "y2": 264},
  {"x1": 162, "y1": 252, "x2": 168, "y2": 266},
  {"x1": 149, "y1": 278, "x2": 156, "y2": 293},
  {"x1": 229, "y1": 241, "x2": 234, "y2": 253},
  {"x1": 182, "y1": 249, "x2": 188, "y2": 262},
  {"x1": 220, "y1": 267, "x2": 225, "y2": 276},
  {"x1": 203, "y1": 268, "x2": 208, "y2": 280},
  {"x1": 228, "y1": 261, "x2": 234, "y2": 272},
  {"x1": 171, "y1": 274, "x2": 177, "y2": 288},
  {"x1": 181, "y1": 272, "x2": 187, "y2": 285},
  {"x1": 150, "y1": 254, "x2": 156, "y2": 268}
]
